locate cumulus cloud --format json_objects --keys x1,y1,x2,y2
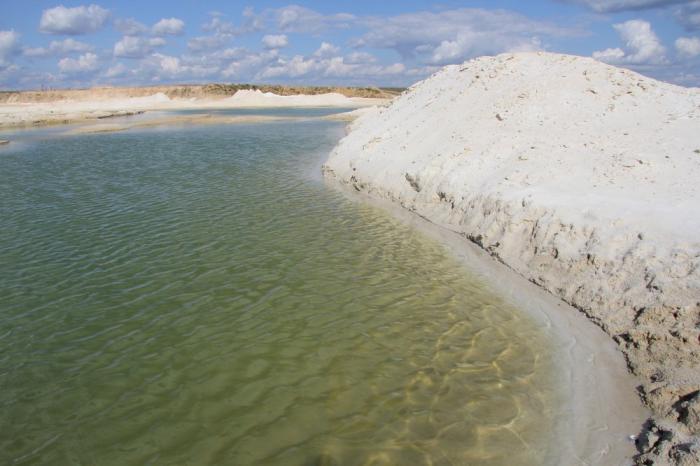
[
  {"x1": 262, "y1": 34, "x2": 288, "y2": 49},
  {"x1": 345, "y1": 51, "x2": 376, "y2": 64},
  {"x1": 0, "y1": 30, "x2": 20, "y2": 68},
  {"x1": 24, "y1": 38, "x2": 93, "y2": 57},
  {"x1": 676, "y1": 1, "x2": 700, "y2": 30},
  {"x1": 58, "y1": 52, "x2": 98, "y2": 73},
  {"x1": 189, "y1": 10, "x2": 263, "y2": 53},
  {"x1": 144, "y1": 53, "x2": 218, "y2": 79},
  {"x1": 561, "y1": 0, "x2": 685, "y2": 12},
  {"x1": 39, "y1": 4, "x2": 110, "y2": 35},
  {"x1": 220, "y1": 49, "x2": 279, "y2": 79},
  {"x1": 114, "y1": 36, "x2": 166, "y2": 58},
  {"x1": 152, "y1": 18, "x2": 185, "y2": 36},
  {"x1": 675, "y1": 36, "x2": 700, "y2": 57},
  {"x1": 353, "y1": 9, "x2": 569, "y2": 64},
  {"x1": 104, "y1": 62, "x2": 127, "y2": 78},
  {"x1": 259, "y1": 52, "x2": 405, "y2": 81},
  {"x1": 314, "y1": 42, "x2": 340, "y2": 57},
  {"x1": 202, "y1": 10, "x2": 262, "y2": 36},
  {"x1": 115, "y1": 18, "x2": 148, "y2": 35},
  {"x1": 188, "y1": 35, "x2": 229, "y2": 52},
  {"x1": 592, "y1": 20, "x2": 667, "y2": 65},
  {"x1": 272, "y1": 5, "x2": 355, "y2": 33}
]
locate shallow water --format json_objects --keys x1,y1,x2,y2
[{"x1": 0, "y1": 113, "x2": 560, "y2": 465}]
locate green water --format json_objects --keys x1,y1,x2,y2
[{"x1": 0, "y1": 114, "x2": 560, "y2": 465}]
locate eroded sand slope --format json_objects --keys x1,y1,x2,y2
[{"x1": 323, "y1": 52, "x2": 700, "y2": 465}]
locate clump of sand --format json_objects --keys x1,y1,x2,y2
[{"x1": 324, "y1": 52, "x2": 700, "y2": 465}]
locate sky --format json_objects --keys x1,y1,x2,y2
[{"x1": 1, "y1": 0, "x2": 700, "y2": 90}]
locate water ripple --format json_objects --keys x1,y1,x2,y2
[{"x1": 1, "y1": 119, "x2": 560, "y2": 465}]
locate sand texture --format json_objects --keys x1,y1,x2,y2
[{"x1": 323, "y1": 52, "x2": 700, "y2": 465}]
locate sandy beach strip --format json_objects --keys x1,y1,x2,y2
[{"x1": 0, "y1": 90, "x2": 387, "y2": 129}]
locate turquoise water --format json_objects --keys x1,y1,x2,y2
[{"x1": 0, "y1": 113, "x2": 560, "y2": 465}]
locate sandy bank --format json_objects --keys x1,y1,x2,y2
[
  {"x1": 0, "y1": 90, "x2": 386, "y2": 128},
  {"x1": 330, "y1": 187, "x2": 647, "y2": 465},
  {"x1": 323, "y1": 52, "x2": 700, "y2": 465}
]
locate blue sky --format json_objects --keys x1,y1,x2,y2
[{"x1": 1, "y1": 0, "x2": 699, "y2": 89}]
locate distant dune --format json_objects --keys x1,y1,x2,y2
[
  {"x1": 0, "y1": 84, "x2": 399, "y2": 128},
  {"x1": 0, "y1": 83, "x2": 403, "y2": 104}
]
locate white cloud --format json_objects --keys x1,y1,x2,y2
[
  {"x1": 105, "y1": 63, "x2": 127, "y2": 78},
  {"x1": 26, "y1": 38, "x2": 94, "y2": 57},
  {"x1": 0, "y1": 30, "x2": 20, "y2": 68},
  {"x1": 675, "y1": 36, "x2": 700, "y2": 57},
  {"x1": 188, "y1": 35, "x2": 230, "y2": 52},
  {"x1": 189, "y1": 11, "x2": 262, "y2": 53},
  {"x1": 146, "y1": 53, "x2": 218, "y2": 79},
  {"x1": 272, "y1": 5, "x2": 355, "y2": 33},
  {"x1": 152, "y1": 18, "x2": 185, "y2": 36},
  {"x1": 51, "y1": 38, "x2": 93, "y2": 54},
  {"x1": 354, "y1": 9, "x2": 573, "y2": 64},
  {"x1": 40, "y1": 4, "x2": 110, "y2": 35},
  {"x1": 114, "y1": 36, "x2": 166, "y2": 58},
  {"x1": 345, "y1": 51, "x2": 376, "y2": 64},
  {"x1": 157, "y1": 54, "x2": 183, "y2": 74},
  {"x1": 259, "y1": 53, "x2": 406, "y2": 80},
  {"x1": 314, "y1": 42, "x2": 340, "y2": 57},
  {"x1": 262, "y1": 34, "x2": 288, "y2": 49},
  {"x1": 115, "y1": 18, "x2": 148, "y2": 35},
  {"x1": 563, "y1": 0, "x2": 685, "y2": 12},
  {"x1": 592, "y1": 20, "x2": 667, "y2": 65},
  {"x1": 202, "y1": 10, "x2": 262, "y2": 36},
  {"x1": 220, "y1": 49, "x2": 279, "y2": 78},
  {"x1": 677, "y1": 1, "x2": 700, "y2": 31},
  {"x1": 58, "y1": 52, "x2": 98, "y2": 73}
]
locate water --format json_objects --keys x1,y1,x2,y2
[{"x1": 0, "y1": 112, "x2": 561, "y2": 465}]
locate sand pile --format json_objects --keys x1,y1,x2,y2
[
  {"x1": 225, "y1": 89, "x2": 355, "y2": 107},
  {"x1": 324, "y1": 52, "x2": 700, "y2": 465}
]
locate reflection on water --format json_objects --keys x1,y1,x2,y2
[{"x1": 0, "y1": 116, "x2": 559, "y2": 465}]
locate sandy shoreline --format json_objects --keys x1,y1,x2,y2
[
  {"x1": 0, "y1": 89, "x2": 386, "y2": 129},
  {"x1": 324, "y1": 182, "x2": 648, "y2": 465},
  {"x1": 324, "y1": 52, "x2": 700, "y2": 465}
]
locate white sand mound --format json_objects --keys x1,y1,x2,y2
[
  {"x1": 324, "y1": 52, "x2": 700, "y2": 465},
  {"x1": 225, "y1": 89, "x2": 354, "y2": 107}
]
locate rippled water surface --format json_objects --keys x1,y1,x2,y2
[{"x1": 1, "y1": 113, "x2": 560, "y2": 465}]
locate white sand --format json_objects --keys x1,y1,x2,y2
[
  {"x1": 222, "y1": 89, "x2": 373, "y2": 107},
  {"x1": 324, "y1": 52, "x2": 700, "y2": 464},
  {"x1": 0, "y1": 90, "x2": 383, "y2": 127}
]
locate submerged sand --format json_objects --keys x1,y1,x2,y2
[{"x1": 324, "y1": 52, "x2": 700, "y2": 465}]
